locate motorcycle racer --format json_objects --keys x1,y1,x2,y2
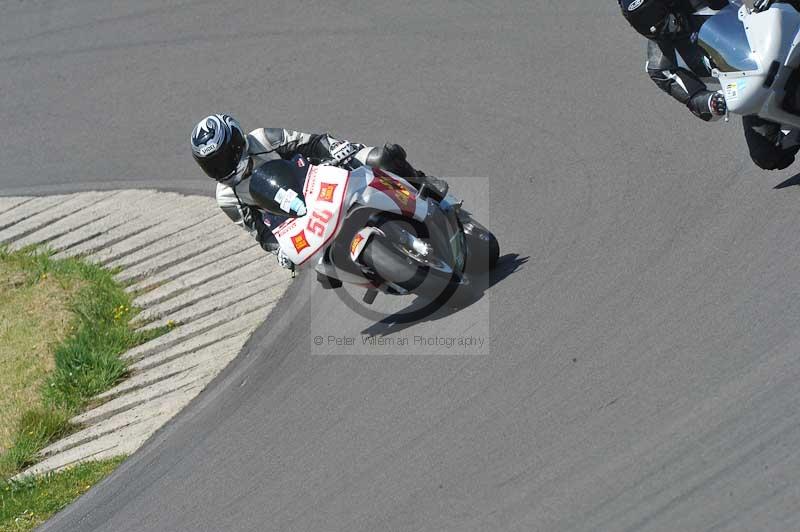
[
  {"x1": 190, "y1": 114, "x2": 447, "y2": 273},
  {"x1": 619, "y1": 0, "x2": 800, "y2": 170}
]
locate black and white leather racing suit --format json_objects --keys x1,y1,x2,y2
[
  {"x1": 646, "y1": 0, "x2": 800, "y2": 170},
  {"x1": 216, "y1": 128, "x2": 423, "y2": 257}
]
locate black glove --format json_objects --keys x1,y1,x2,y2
[
  {"x1": 753, "y1": 0, "x2": 774, "y2": 12},
  {"x1": 709, "y1": 92, "x2": 727, "y2": 116}
]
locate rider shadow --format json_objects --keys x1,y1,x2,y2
[{"x1": 360, "y1": 253, "x2": 528, "y2": 337}]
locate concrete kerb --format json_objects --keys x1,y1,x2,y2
[
  {"x1": 17, "y1": 408, "x2": 180, "y2": 478},
  {"x1": 0, "y1": 191, "x2": 111, "y2": 246},
  {"x1": 0, "y1": 191, "x2": 292, "y2": 479},
  {"x1": 96, "y1": 333, "x2": 250, "y2": 401},
  {"x1": 42, "y1": 190, "x2": 164, "y2": 255},
  {"x1": 129, "y1": 234, "x2": 254, "y2": 293},
  {"x1": 0, "y1": 195, "x2": 68, "y2": 233},
  {"x1": 136, "y1": 272, "x2": 287, "y2": 332},
  {"x1": 45, "y1": 383, "x2": 208, "y2": 460},
  {"x1": 85, "y1": 201, "x2": 220, "y2": 266},
  {"x1": 130, "y1": 245, "x2": 266, "y2": 306},
  {"x1": 73, "y1": 332, "x2": 254, "y2": 427},
  {"x1": 51, "y1": 192, "x2": 191, "y2": 259},
  {"x1": 111, "y1": 219, "x2": 232, "y2": 282},
  {"x1": 133, "y1": 256, "x2": 279, "y2": 324},
  {"x1": 120, "y1": 295, "x2": 278, "y2": 363},
  {"x1": 127, "y1": 308, "x2": 267, "y2": 372},
  {"x1": 70, "y1": 368, "x2": 212, "y2": 429},
  {"x1": 8, "y1": 190, "x2": 150, "y2": 251},
  {"x1": 0, "y1": 196, "x2": 34, "y2": 216},
  {"x1": 11, "y1": 212, "x2": 116, "y2": 252},
  {"x1": 131, "y1": 314, "x2": 264, "y2": 371}
]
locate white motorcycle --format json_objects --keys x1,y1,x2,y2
[
  {"x1": 698, "y1": 0, "x2": 800, "y2": 133},
  {"x1": 249, "y1": 158, "x2": 499, "y2": 305}
]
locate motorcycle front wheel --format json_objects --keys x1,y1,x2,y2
[{"x1": 360, "y1": 219, "x2": 461, "y2": 298}]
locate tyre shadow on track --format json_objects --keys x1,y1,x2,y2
[
  {"x1": 360, "y1": 253, "x2": 528, "y2": 337},
  {"x1": 774, "y1": 174, "x2": 800, "y2": 189}
]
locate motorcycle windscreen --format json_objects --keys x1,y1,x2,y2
[{"x1": 697, "y1": 5, "x2": 759, "y2": 73}]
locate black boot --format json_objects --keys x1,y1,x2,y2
[{"x1": 379, "y1": 143, "x2": 448, "y2": 201}]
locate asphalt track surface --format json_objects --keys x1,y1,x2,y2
[{"x1": 5, "y1": 0, "x2": 800, "y2": 530}]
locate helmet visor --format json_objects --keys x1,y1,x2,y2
[{"x1": 194, "y1": 135, "x2": 249, "y2": 182}]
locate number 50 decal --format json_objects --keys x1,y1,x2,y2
[{"x1": 307, "y1": 209, "x2": 333, "y2": 237}]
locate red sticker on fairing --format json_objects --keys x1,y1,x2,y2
[
  {"x1": 350, "y1": 233, "x2": 364, "y2": 256},
  {"x1": 291, "y1": 230, "x2": 310, "y2": 253},
  {"x1": 369, "y1": 168, "x2": 416, "y2": 217},
  {"x1": 317, "y1": 182, "x2": 337, "y2": 202}
]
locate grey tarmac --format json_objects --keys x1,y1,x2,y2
[{"x1": 4, "y1": 0, "x2": 800, "y2": 530}]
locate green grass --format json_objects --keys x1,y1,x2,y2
[
  {"x1": 0, "y1": 261, "x2": 73, "y2": 453},
  {"x1": 0, "y1": 246, "x2": 167, "y2": 478},
  {"x1": 0, "y1": 411, "x2": 71, "y2": 484},
  {"x1": 0, "y1": 457, "x2": 125, "y2": 532}
]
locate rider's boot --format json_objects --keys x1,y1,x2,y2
[{"x1": 372, "y1": 143, "x2": 449, "y2": 201}]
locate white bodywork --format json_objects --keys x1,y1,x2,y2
[
  {"x1": 271, "y1": 164, "x2": 430, "y2": 285},
  {"x1": 709, "y1": 4, "x2": 800, "y2": 127}
]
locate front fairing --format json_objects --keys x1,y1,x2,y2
[
  {"x1": 697, "y1": 4, "x2": 759, "y2": 73},
  {"x1": 696, "y1": 2, "x2": 800, "y2": 122},
  {"x1": 434, "y1": 195, "x2": 467, "y2": 272}
]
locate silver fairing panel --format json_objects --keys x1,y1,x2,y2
[{"x1": 698, "y1": 4, "x2": 759, "y2": 73}]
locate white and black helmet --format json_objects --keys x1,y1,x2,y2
[{"x1": 191, "y1": 114, "x2": 248, "y2": 182}]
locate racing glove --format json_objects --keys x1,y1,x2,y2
[
  {"x1": 327, "y1": 139, "x2": 359, "y2": 166},
  {"x1": 276, "y1": 248, "x2": 295, "y2": 271},
  {"x1": 709, "y1": 91, "x2": 727, "y2": 117}
]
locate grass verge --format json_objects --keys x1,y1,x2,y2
[
  {"x1": 0, "y1": 457, "x2": 125, "y2": 532},
  {"x1": 0, "y1": 246, "x2": 166, "y2": 478},
  {"x1": 0, "y1": 260, "x2": 74, "y2": 454}
]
